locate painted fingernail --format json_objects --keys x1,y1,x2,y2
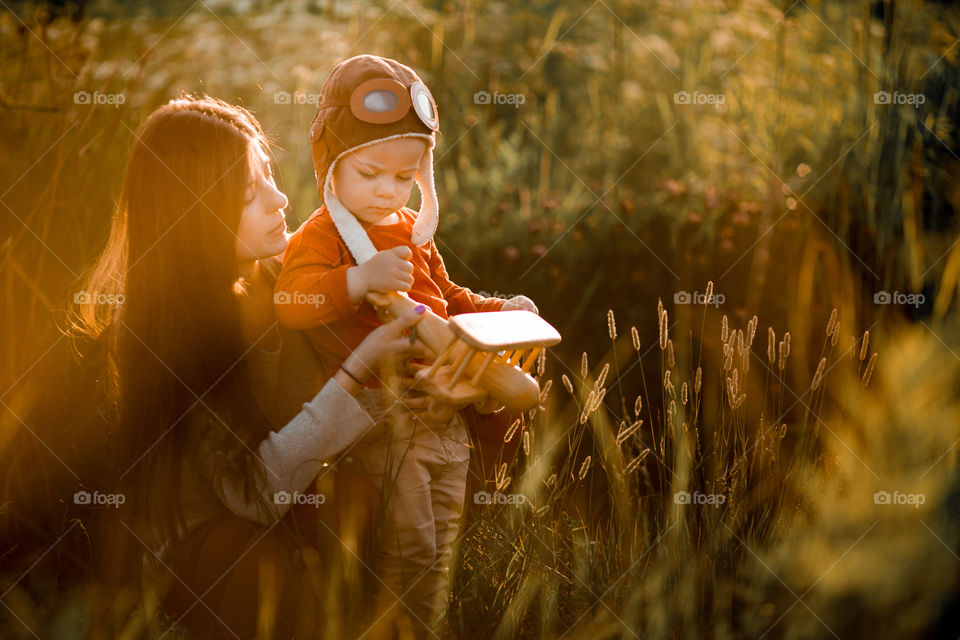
[{"x1": 415, "y1": 304, "x2": 426, "y2": 314}]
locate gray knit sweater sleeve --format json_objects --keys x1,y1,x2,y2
[{"x1": 194, "y1": 377, "x2": 375, "y2": 525}]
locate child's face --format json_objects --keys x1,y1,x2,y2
[
  {"x1": 235, "y1": 142, "x2": 289, "y2": 263},
  {"x1": 331, "y1": 137, "x2": 427, "y2": 224}
]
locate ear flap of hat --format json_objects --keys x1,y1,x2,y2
[
  {"x1": 309, "y1": 116, "x2": 325, "y2": 143},
  {"x1": 309, "y1": 117, "x2": 329, "y2": 194},
  {"x1": 409, "y1": 146, "x2": 438, "y2": 246}
]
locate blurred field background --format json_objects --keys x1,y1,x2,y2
[{"x1": 2, "y1": 0, "x2": 960, "y2": 637}]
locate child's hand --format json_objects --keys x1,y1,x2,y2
[
  {"x1": 502, "y1": 295, "x2": 538, "y2": 314},
  {"x1": 349, "y1": 246, "x2": 415, "y2": 301}
]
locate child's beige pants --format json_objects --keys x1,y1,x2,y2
[{"x1": 348, "y1": 388, "x2": 470, "y2": 638}]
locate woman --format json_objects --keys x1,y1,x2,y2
[{"x1": 72, "y1": 94, "x2": 428, "y2": 638}]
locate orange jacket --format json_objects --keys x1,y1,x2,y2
[{"x1": 275, "y1": 206, "x2": 505, "y2": 382}]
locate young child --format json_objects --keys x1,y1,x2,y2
[{"x1": 274, "y1": 55, "x2": 535, "y2": 636}]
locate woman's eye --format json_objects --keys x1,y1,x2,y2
[
  {"x1": 398, "y1": 175, "x2": 413, "y2": 182},
  {"x1": 360, "y1": 171, "x2": 376, "y2": 179}
]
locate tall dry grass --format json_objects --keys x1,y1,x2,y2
[
  {"x1": 446, "y1": 284, "x2": 959, "y2": 639},
  {"x1": 2, "y1": 1, "x2": 960, "y2": 638}
]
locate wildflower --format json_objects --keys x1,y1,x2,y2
[
  {"x1": 504, "y1": 418, "x2": 522, "y2": 443},
  {"x1": 811, "y1": 357, "x2": 827, "y2": 390},
  {"x1": 578, "y1": 456, "x2": 592, "y2": 480},
  {"x1": 659, "y1": 309, "x2": 668, "y2": 350},
  {"x1": 539, "y1": 379, "x2": 553, "y2": 404},
  {"x1": 617, "y1": 420, "x2": 643, "y2": 446},
  {"x1": 625, "y1": 449, "x2": 650, "y2": 473},
  {"x1": 778, "y1": 333, "x2": 791, "y2": 370},
  {"x1": 596, "y1": 363, "x2": 610, "y2": 389},
  {"x1": 862, "y1": 353, "x2": 878, "y2": 387},
  {"x1": 826, "y1": 308, "x2": 838, "y2": 336}
]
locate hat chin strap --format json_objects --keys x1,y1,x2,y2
[
  {"x1": 324, "y1": 177, "x2": 378, "y2": 264},
  {"x1": 323, "y1": 135, "x2": 439, "y2": 264}
]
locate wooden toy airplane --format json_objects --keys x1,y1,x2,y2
[
  {"x1": 366, "y1": 290, "x2": 561, "y2": 413},
  {"x1": 324, "y1": 211, "x2": 561, "y2": 415}
]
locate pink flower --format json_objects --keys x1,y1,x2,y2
[
  {"x1": 705, "y1": 185, "x2": 719, "y2": 210},
  {"x1": 661, "y1": 179, "x2": 689, "y2": 198}
]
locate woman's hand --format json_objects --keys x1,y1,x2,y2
[
  {"x1": 335, "y1": 304, "x2": 428, "y2": 393},
  {"x1": 400, "y1": 392, "x2": 459, "y2": 427},
  {"x1": 397, "y1": 361, "x2": 461, "y2": 427}
]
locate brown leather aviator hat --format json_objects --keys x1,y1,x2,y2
[{"x1": 308, "y1": 54, "x2": 441, "y2": 260}]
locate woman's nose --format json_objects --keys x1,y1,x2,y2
[{"x1": 270, "y1": 183, "x2": 289, "y2": 211}]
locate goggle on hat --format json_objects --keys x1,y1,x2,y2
[
  {"x1": 309, "y1": 55, "x2": 441, "y2": 261},
  {"x1": 350, "y1": 77, "x2": 438, "y2": 129}
]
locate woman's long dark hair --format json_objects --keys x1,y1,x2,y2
[{"x1": 71, "y1": 94, "x2": 276, "y2": 554}]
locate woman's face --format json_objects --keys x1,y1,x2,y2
[{"x1": 235, "y1": 142, "x2": 289, "y2": 263}]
